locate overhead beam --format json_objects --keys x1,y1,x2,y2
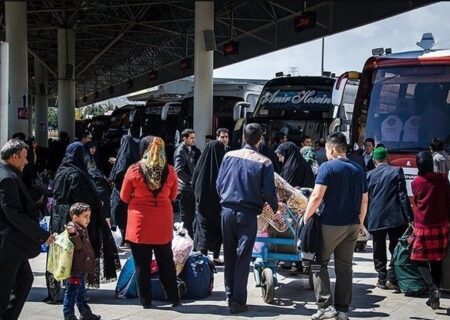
[
  {"x1": 77, "y1": 23, "x2": 135, "y2": 77},
  {"x1": 28, "y1": 48, "x2": 57, "y2": 78}
]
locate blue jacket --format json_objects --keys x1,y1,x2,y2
[
  {"x1": 216, "y1": 145, "x2": 278, "y2": 215},
  {"x1": 366, "y1": 163, "x2": 413, "y2": 232}
]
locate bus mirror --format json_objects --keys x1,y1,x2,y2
[
  {"x1": 161, "y1": 103, "x2": 170, "y2": 121},
  {"x1": 328, "y1": 118, "x2": 342, "y2": 133},
  {"x1": 233, "y1": 102, "x2": 251, "y2": 121}
]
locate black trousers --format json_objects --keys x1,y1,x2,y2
[
  {"x1": 370, "y1": 225, "x2": 407, "y2": 282},
  {"x1": 221, "y1": 208, "x2": 257, "y2": 305},
  {"x1": 178, "y1": 190, "x2": 195, "y2": 238},
  {"x1": 129, "y1": 242, "x2": 179, "y2": 306},
  {"x1": 0, "y1": 257, "x2": 34, "y2": 320}
]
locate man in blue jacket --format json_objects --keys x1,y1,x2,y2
[
  {"x1": 217, "y1": 123, "x2": 278, "y2": 314},
  {"x1": 366, "y1": 147, "x2": 413, "y2": 290}
]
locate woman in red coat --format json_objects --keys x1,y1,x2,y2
[
  {"x1": 120, "y1": 137, "x2": 180, "y2": 308},
  {"x1": 411, "y1": 151, "x2": 450, "y2": 310}
]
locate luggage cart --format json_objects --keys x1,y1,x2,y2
[{"x1": 252, "y1": 206, "x2": 308, "y2": 303}]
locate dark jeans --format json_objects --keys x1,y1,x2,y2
[
  {"x1": 370, "y1": 225, "x2": 406, "y2": 282},
  {"x1": 0, "y1": 258, "x2": 34, "y2": 320},
  {"x1": 221, "y1": 208, "x2": 257, "y2": 305},
  {"x1": 63, "y1": 274, "x2": 91, "y2": 318},
  {"x1": 178, "y1": 190, "x2": 195, "y2": 238},
  {"x1": 129, "y1": 242, "x2": 179, "y2": 306}
]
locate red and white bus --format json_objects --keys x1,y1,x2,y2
[{"x1": 351, "y1": 33, "x2": 450, "y2": 195}]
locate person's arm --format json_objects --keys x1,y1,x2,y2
[
  {"x1": 0, "y1": 177, "x2": 50, "y2": 243},
  {"x1": 262, "y1": 163, "x2": 278, "y2": 213},
  {"x1": 169, "y1": 167, "x2": 179, "y2": 202},
  {"x1": 120, "y1": 167, "x2": 134, "y2": 204},
  {"x1": 359, "y1": 192, "x2": 369, "y2": 227},
  {"x1": 303, "y1": 184, "x2": 327, "y2": 223},
  {"x1": 174, "y1": 147, "x2": 191, "y2": 186},
  {"x1": 397, "y1": 168, "x2": 414, "y2": 222},
  {"x1": 216, "y1": 158, "x2": 226, "y2": 196}
]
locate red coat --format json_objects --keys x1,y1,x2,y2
[
  {"x1": 411, "y1": 172, "x2": 450, "y2": 261},
  {"x1": 120, "y1": 163, "x2": 178, "y2": 245}
]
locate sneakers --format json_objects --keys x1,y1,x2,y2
[
  {"x1": 311, "y1": 306, "x2": 337, "y2": 319},
  {"x1": 229, "y1": 301, "x2": 248, "y2": 314},
  {"x1": 386, "y1": 280, "x2": 400, "y2": 293},
  {"x1": 336, "y1": 311, "x2": 349, "y2": 320}
]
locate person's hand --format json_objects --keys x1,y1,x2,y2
[
  {"x1": 108, "y1": 157, "x2": 116, "y2": 165},
  {"x1": 106, "y1": 218, "x2": 111, "y2": 228},
  {"x1": 66, "y1": 225, "x2": 76, "y2": 234},
  {"x1": 45, "y1": 234, "x2": 55, "y2": 245},
  {"x1": 359, "y1": 224, "x2": 366, "y2": 236}
]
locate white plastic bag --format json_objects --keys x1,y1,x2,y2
[
  {"x1": 172, "y1": 223, "x2": 193, "y2": 275},
  {"x1": 111, "y1": 228, "x2": 123, "y2": 248}
]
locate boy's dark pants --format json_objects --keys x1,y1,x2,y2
[{"x1": 63, "y1": 274, "x2": 91, "y2": 318}]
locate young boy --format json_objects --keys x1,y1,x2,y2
[{"x1": 63, "y1": 203, "x2": 100, "y2": 320}]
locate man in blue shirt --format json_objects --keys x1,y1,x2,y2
[
  {"x1": 216, "y1": 123, "x2": 278, "y2": 314},
  {"x1": 304, "y1": 133, "x2": 368, "y2": 320}
]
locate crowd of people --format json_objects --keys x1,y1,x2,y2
[{"x1": 0, "y1": 125, "x2": 448, "y2": 320}]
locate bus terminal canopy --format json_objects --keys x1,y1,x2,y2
[{"x1": 0, "y1": 0, "x2": 436, "y2": 107}]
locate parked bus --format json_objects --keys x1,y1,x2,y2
[
  {"x1": 233, "y1": 74, "x2": 359, "y2": 148},
  {"x1": 351, "y1": 33, "x2": 450, "y2": 195}
]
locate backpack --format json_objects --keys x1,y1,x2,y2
[
  {"x1": 179, "y1": 253, "x2": 216, "y2": 299},
  {"x1": 392, "y1": 226, "x2": 426, "y2": 295},
  {"x1": 115, "y1": 257, "x2": 138, "y2": 299}
]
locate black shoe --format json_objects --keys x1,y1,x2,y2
[
  {"x1": 79, "y1": 312, "x2": 101, "y2": 320},
  {"x1": 65, "y1": 315, "x2": 78, "y2": 320},
  {"x1": 429, "y1": 288, "x2": 440, "y2": 310},
  {"x1": 229, "y1": 302, "x2": 248, "y2": 314},
  {"x1": 213, "y1": 259, "x2": 224, "y2": 266},
  {"x1": 171, "y1": 300, "x2": 182, "y2": 308},
  {"x1": 142, "y1": 304, "x2": 153, "y2": 309},
  {"x1": 386, "y1": 280, "x2": 400, "y2": 292},
  {"x1": 376, "y1": 280, "x2": 388, "y2": 290}
]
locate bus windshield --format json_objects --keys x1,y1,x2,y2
[{"x1": 366, "y1": 65, "x2": 450, "y2": 152}]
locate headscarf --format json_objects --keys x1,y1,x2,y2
[
  {"x1": 140, "y1": 137, "x2": 167, "y2": 191},
  {"x1": 139, "y1": 135, "x2": 155, "y2": 158},
  {"x1": 62, "y1": 142, "x2": 88, "y2": 171},
  {"x1": 258, "y1": 140, "x2": 281, "y2": 173},
  {"x1": 109, "y1": 135, "x2": 140, "y2": 183},
  {"x1": 275, "y1": 142, "x2": 314, "y2": 188},
  {"x1": 85, "y1": 141, "x2": 98, "y2": 170}
]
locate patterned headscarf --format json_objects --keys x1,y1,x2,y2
[
  {"x1": 300, "y1": 146, "x2": 316, "y2": 165},
  {"x1": 140, "y1": 137, "x2": 167, "y2": 191}
]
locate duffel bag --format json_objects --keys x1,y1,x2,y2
[
  {"x1": 179, "y1": 253, "x2": 215, "y2": 299},
  {"x1": 115, "y1": 257, "x2": 138, "y2": 299},
  {"x1": 151, "y1": 274, "x2": 186, "y2": 301},
  {"x1": 392, "y1": 225, "x2": 426, "y2": 295}
]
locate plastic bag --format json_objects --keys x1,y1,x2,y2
[
  {"x1": 40, "y1": 216, "x2": 51, "y2": 253},
  {"x1": 47, "y1": 230, "x2": 74, "y2": 281},
  {"x1": 172, "y1": 223, "x2": 193, "y2": 275},
  {"x1": 111, "y1": 228, "x2": 123, "y2": 248}
]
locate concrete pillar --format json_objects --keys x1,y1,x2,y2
[
  {"x1": 34, "y1": 60, "x2": 48, "y2": 147},
  {"x1": 5, "y1": 1, "x2": 28, "y2": 139},
  {"x1": 193, "y1": 0, "x2": 214, "y2": 150},
  {"x1": 0, "y1": 42, "x2": 9, "y2": 147},
  {"x1": 57, "y1": 28, "x2": 76, "y2": 141}
]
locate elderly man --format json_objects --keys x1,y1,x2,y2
[
  {"x1": 0, "y1": 139, "x2": 53, "y2": 320},
  {"x1": 366, "y1": 147, "x2": 413, "y2": 290}
]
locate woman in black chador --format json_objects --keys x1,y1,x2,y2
[
  {"x1": 45, "y1": 142, "x2": 120, "y2": 303},
  {"x1": 192, "y1": 140, "x2": 226, "y2": 265},
  {"x1": 109, "y1": 135, "x2": 140, "y2": 231},
  {"x1": 275, "y1": 142, "x2": 315, "y2": 188}
]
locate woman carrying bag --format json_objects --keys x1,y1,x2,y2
[
  {"x1": 411, "y1": 151, "x2": 450, "y2": 310},
  {"x1": 120, "y1": 137, "x2": 180, "y2": 309}
]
